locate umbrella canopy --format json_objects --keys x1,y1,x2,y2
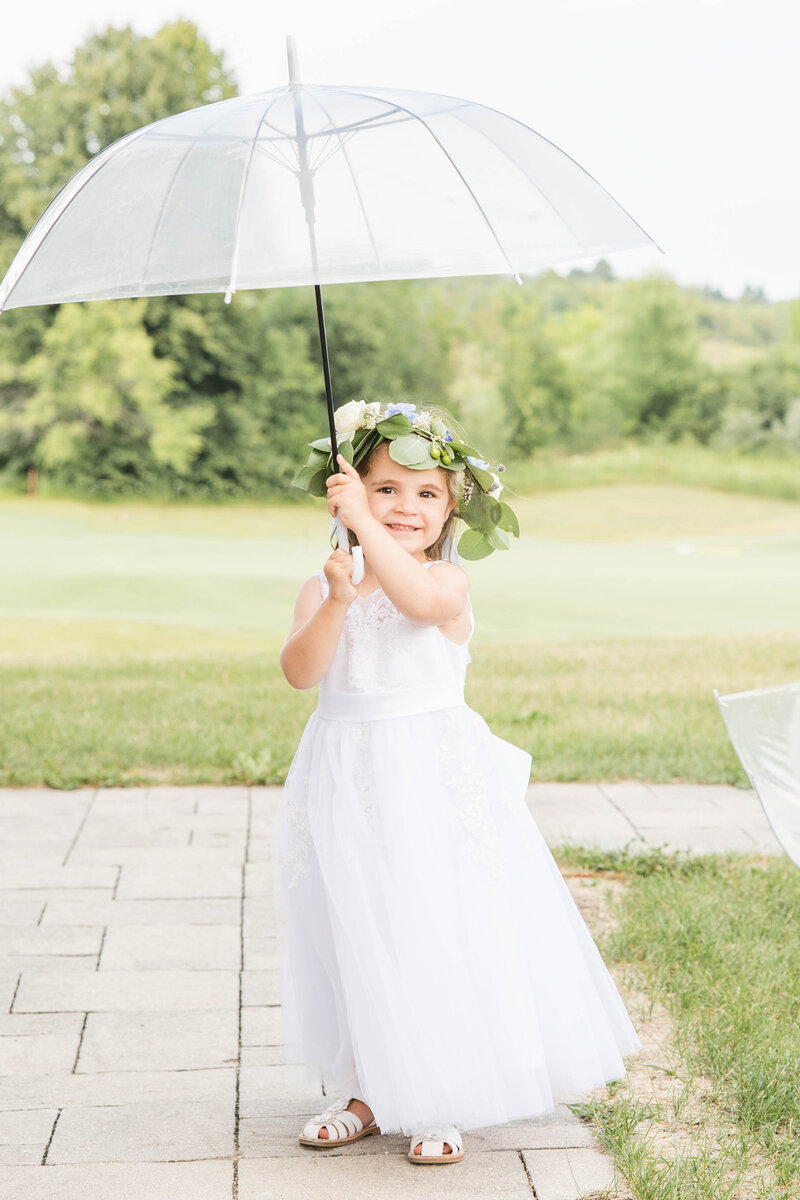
[
  {"x1": 715, "y1": 681, "x2": 800, "y2": 869},
  {"x1": 0, "y1": 46, "x2": 660, "y2": 582},
  {"x1": 0, "y1": 74, "x2": 658, "y2": 312}
]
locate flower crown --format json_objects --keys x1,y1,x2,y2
[{"x1": 292, "y1": 400, "x2": 519, "y2": 560}]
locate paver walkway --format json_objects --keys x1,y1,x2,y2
[{"x1": 0, "y1": 782, "x2": 783, "y2": 1199}]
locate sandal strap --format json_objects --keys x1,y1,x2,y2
[
  {"x1": 302, "y1": 1098, "x2": 366, "y2": 1141},
  {"x1": 411, "y1": 1124, "x2": 462, "y2": 1155}
]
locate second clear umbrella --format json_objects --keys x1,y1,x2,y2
[{"x1": 715, "y1": 681, "x2": 800, "y2": 869}]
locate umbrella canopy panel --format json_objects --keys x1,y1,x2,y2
[
  {"x1": 716, "y1": 680, "x2": 800, "y2": 869},
  {"x1": 0, "y1": 84, "x2": 656, "y2": 311}
]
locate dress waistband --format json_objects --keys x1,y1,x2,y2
[{"x1": 315, "y1": 685, "x2": 466, "y2": 722}]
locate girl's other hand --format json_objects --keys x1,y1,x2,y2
[
  {"x1": 326, "y1": 455, "x2": 372, "y2": 532},
  {"x1": 324, "y1": 547, "x2": 358, "y2": 606}
]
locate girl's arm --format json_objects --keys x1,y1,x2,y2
[
  {"x1": 327, "y1": 457, "x2": 468, "y2": 626},
  {"x1": 279, "y1": 551, "x2": 355, "y2": 690}
]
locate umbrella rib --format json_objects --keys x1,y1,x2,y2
[
  {"x1": 306, "y1": 90, "x2": 383, "y2": 273},
  {"x1": 250, "y1": 115, "x2": 303, "y2": 172},
  {"x1": 350, "y1": 90, "x2": 521, "y2": 280},
  {"x1": 260, "y1": 102, "x2": 416, "y2": 142},
  {"x1": 138, "y1": 141, "x2": 200, "y2": 292},
  {"x1": 140, "y1": 99, "x2": 284, "y2": 296},
  {"x1": 0, "y1": 123, "x2": 153, "y2": 312},
  {"x1": 313, "y1": 129, "x2": 358, "y2": 172},
  {"x1": 226, "y1": 93, "x2": 286, "y2": 301},
  {"x1": 449, "y1": 97, "x2": 661, "y2": 255}
]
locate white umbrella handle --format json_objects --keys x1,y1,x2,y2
[{"x1": 331, "y1": 515, "x2": 364, "y2": 585}]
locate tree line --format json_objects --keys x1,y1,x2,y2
[{"x1": 0, "y1": 22, "x2": 798, "y2": 500}]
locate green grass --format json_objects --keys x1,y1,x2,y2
[
  {"x1": 2, "y1": 448, "x2": 799, "y2": 787},
  {"x1": 553, "y1": 847, "x2": 800, "y2": 1199},
  {"x1": 3, "y1": 631, "x2": 799, "y2": 788},
  {"x1": 507, "y1": 442, "x2": 800, "y2": 506},
  {"x1": 3, "y1": 481, "x2": 800, "y2": 641}
]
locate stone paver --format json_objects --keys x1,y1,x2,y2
[
  {"x1": 76, "y1": 1008, "x2": 238, "y2": 1072},
  {"x1": 239, "y1": 1151, "x2": 536, "y2": 1198},
  {"x1": 0, "y1": 1066, "x2": 235, "y2": 1112},
  {"x1": 0, "y1": 781, "x2": 780, "y2": 1198},
  {"x1": 0, "y1": 1162, "x2": 232, "y2": 1200},
  {"x1": 523, "y1": 1146, "x2": 618, "y2": 1200}
]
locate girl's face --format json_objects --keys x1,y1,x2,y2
[{"x1": 362, "y1": 443, "x2": 455, "y2": 561}]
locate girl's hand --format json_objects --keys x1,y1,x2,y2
[
  {"x1": 324, "y1": 547, "x2": 358, "y2": 606},
  {"x1": 326, "y1": 455, "x2": 373, "y2": 533}
]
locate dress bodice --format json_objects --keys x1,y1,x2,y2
[{"x1": 316, "y1": 561, "x2": 474, "y2": 720}]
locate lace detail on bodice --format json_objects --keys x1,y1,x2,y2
[
  {"x1": 343, "y1": 592, "x2": 405, "y2": 692},
  {"x1": 317, "y1": 562, "x2": 472, "y2": 698}
]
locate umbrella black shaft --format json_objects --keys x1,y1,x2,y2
[{"x1": 314, "y1": 284, "x2": 339, "y2": 465}]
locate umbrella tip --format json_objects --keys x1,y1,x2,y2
[{"x1": 287, "y1": 35, "x2": 301, "y2": 85}]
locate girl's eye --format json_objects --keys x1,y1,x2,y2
[{"x1": 378, "y1": 486, "x2": 395, "y2": 493}]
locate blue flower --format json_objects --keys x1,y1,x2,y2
[
  {"x1": 466, "y1": 454, "x2": 490, "y2": 470},
  {"x1": 444, "y1": 430, "x2": 453, "y2": 442},
  {"x1": 386, "y1": 402, "x2": 417, "y2": 418}
]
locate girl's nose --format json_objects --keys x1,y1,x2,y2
[{"x1": 393, "y1": 494, "x2": 416, "y2": 511}]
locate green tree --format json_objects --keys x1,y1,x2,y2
[
  {"x1": 0, "y1": 21, "x2": 235, "y2": 259},
  {"x1": 498, "y1": 296, "x2": 575, "y2": 454},
  {"x1": 547, "y1": 301, "x2": 626, "y2": 450},
  {"x1": 602, "y1": 275, "x2": 704, "y2": 436},
  {"x1": 0, "y1": 22, "x2": 238, "y2": 491},
  {"x1": 0, "y1": 300, "x2": 215, "y2": 490}
]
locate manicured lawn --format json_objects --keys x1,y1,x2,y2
[
  {"x1": 3, "y1": 482, "x2": 800, "y2": 641},
  {"x1": 2, "y1": 471, "x2": 799, "y2": 787}
]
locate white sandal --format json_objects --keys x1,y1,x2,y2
[
  {"x1": 408, "y1": 1124, "x2": 464, "y2": 1164},
  {"x1": 298, "y1": 1096, "x2": 380, "y2": 1148}
]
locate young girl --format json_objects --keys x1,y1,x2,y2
[{"x1": 273, "y1": 402, "x2": 641, "y2": 1166}]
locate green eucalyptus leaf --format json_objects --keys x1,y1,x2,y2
[
  {"x1": 307, "y1": 468, "x2": 329, "y2": 497},
  {"x1": 459, "y1": 489, "x2": 502, "y2": 534},
  {"x1": 389, "y1": 435, "x2": 432, "y2": 467},
  {"x1": 376, "y1": 414, "x2": 413, "y2": 438},
  {"x1": 336, "y1": 439, "x2": 354, "y2": 465},
  {"x1": 406, "y1": 448, "x2": 443, "y2": 470},
  {"x1": 291, "y1": 462, "x2": 319, "y2": 490},
  {"x1": 486, "y1": 525, "x2": 510, "y2": 550},
  {"x1": 498, "y1": 501, "x2": 520, "y2": 537},
  {"x1": 353, "y1": 430, "x2": 380, "y2": 466},
  {"x1": 309, "y1": 437, "x2": 333, "y2": 452},
  {"x1": 457, "y1": 528, "x2": 494, "y2": 560},
  {"x1": 467, "y1": 464, "x2": 495, "y2": 491},
  {"x1": 448, "y1": 440, "x2": 481, "y2": 457}
]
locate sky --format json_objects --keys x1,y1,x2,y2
[{"x1": 1, "y1": 0, "x2": 797, "y2": 302}]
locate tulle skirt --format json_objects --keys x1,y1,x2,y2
[{"x1": 271, "y1": 703, "x2": 641, "y2": 1136}]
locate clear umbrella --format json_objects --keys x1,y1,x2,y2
[
  {"x1": 715, "y1": 681, "x2": 800, "y2": 869},
  {"x1": 0, "y1": 39, "x2": 660, "y2": 575},
  {"x1": 0, "y1": 49, "x2": 658, "y2": 308}
]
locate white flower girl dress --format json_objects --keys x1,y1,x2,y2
[{"x1": 272, "y1": 561, "x2": 641, "y2": 1136}]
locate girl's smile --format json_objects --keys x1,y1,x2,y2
[{"x1": 363, "y1": 444, "x2": 455, "y2": 560}]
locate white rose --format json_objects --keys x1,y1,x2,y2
[{"x1": 334, "y1": 400, "x2": 367, "y2": 436}]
